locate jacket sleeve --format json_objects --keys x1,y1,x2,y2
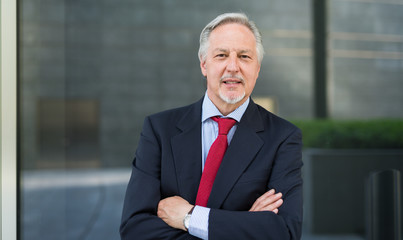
[
  {"x1": 119, "y1": 116, "x2": 200, "y2": 240},
  {"x1": 208, "y1": 128, "x2": 303, "y2": 240}
]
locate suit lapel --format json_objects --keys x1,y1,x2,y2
[
  {"x1": 171, "y1": 99, "x2": 203, "y2": 204},
  {"x1": 207, "y1": 100, "x2": 264, "y2": 208}
]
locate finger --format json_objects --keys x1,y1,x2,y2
[
  {"x1": 249, "y1": 189, "x2": 276, "y2": 211},
  {"x1": 261, "y1": 198, "x2": 283, "y2": 212},
  {"x1": 250, "y1": 192, "x2": 282, "y2": 211},
  {"x1": 271, "y1": 198, "x2": 283, "y2": 210},
  {"x1": 157, "y1": 201, "x2": 166, "y2": 218},
  {"x1": 260, "y1": 192, "x2": 282, "y2": 208},
  {"x1": 257, "y1": 189, "x2": 276, "y2": 200},
  {"x1": 250, "y1": 191, "x2": 275, "y2": 211},
  {"x1": 157, "y1": 208, "x2": 164, "y2": 218},
  {"x1": 250, "y1": 193, "x2": 283, "y2": 212}
]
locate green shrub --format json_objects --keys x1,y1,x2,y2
[{"x1": 291, "y1": 119, "x2": 403, "y2": 149}]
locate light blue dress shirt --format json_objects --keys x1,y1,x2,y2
[{"x1": 188, "y1": 93, "x2": 249, "y2": 239}]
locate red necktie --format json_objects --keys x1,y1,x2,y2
[{"x1": 195, "y1": 116, "x2": 236, "y2": 207}]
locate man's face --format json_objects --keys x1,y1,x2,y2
[{"x1": 201, "y1": 23, "x2": 261, "y2": 109}]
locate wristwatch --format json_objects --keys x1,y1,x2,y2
[{"x1": 183, "y1": 207, "x2": 195, "y2": 231}]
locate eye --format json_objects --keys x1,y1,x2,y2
[
  {"x1": 240, "y1": 54, "x2": 251, "y2": 59},
  {"x1": 215, "y1": 53, "x2": 227, "y2": 58}
]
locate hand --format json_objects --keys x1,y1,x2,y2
[
  {"x1": 157, "y1": 196, "x2": 194, "y2": 231},
  {"x1": 249, "y1": 189, "x2": 283, "y2": 214}
]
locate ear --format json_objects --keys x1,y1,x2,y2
[
  {"x1": 257, "y1": 63, "x2": 261, "y2": 78},
  {"x1": 200, "y1": 59, "x2": 207, "y2": 77}
]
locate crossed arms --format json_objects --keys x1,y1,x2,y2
[
  {"x1": 120, "y1": 114, "x2": 303, "y2": 240},
  {"x1": 157, "y1": 189, "x2": 284, "y2": 232}
]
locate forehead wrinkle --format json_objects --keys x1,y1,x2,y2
[{"x1": 213, "y1": 48, "x2": 228, "y2": 53}]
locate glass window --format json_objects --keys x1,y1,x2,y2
[
  {"x1": 18, "y1": 0, "x2": 403, "y2": 240},
  {"x1": 19, "y1": 1, "x2": 313, "y2": 238},
  {"x1": 329, "y1": 0, "x2": 403, "y2": 119}
]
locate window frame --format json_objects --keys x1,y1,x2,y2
[{"x1": 1, "y1": 0, "x2": 18, "y2": 239}]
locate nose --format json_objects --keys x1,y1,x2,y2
[{"x1": 226, "y1": 53, "x2": 240, "y2": 73}]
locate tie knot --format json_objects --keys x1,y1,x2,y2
[{"x1": 211, "y1": 116, "x2": 237, "y2": 135}]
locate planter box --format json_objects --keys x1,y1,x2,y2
[{"x1": 302, "y1": 149, "x2": 403, "y2": 236}]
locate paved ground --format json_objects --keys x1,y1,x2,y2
[{"x1": 21, "y1": 169, "x2": 364, "y2": 240}]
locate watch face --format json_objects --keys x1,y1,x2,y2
[{"x1": 184, "y1": 214, "x2": 191, "y2": 229}]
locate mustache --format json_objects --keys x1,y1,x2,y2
[{"x1": 220, "y1": 75, "x2": 245, "y2": 83}]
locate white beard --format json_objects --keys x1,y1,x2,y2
[{"x1": 219, "y1": 89, "x2": 246, "y2": 105}]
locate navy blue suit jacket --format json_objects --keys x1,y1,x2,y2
[{"x1": 120, "y1": 98, "x2": 303, "y2": 240}]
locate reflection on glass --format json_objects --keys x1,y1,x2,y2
[
  {"x1": 21, "y1": 169, "x2": 129, "y2": 239},
  {"x1": 37, "y1": 99, "x2": 99, "y2": 168}
]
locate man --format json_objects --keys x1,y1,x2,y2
[{"x1": 120, "y1": 13, "x2": 303, "y2": 240}]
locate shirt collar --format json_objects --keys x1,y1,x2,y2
[{"x1": 201, "y1": 92, "x2": 249, "y2": 123}]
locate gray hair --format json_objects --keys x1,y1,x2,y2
[{"x1": 198, "y1": 13, "x2": 265, "y2": 64}]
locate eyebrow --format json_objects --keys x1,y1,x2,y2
[
  {"x1": 239, "y1": 49, "x2": 252, "y2": 54},
  {"x1": 213, "y1": 48, "x2": 253, "y2": 54}
]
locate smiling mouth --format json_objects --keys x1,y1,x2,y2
[
  {"x1": 223, "y1": 80, "x2": 242, "y2": 84},
  {"x1": 221, "y1": 75, "x2": 244, "y2": 85}
]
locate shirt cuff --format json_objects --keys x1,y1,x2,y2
[{"x1": 188, "y1": 205, "x2": 210, "y2": 240}]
